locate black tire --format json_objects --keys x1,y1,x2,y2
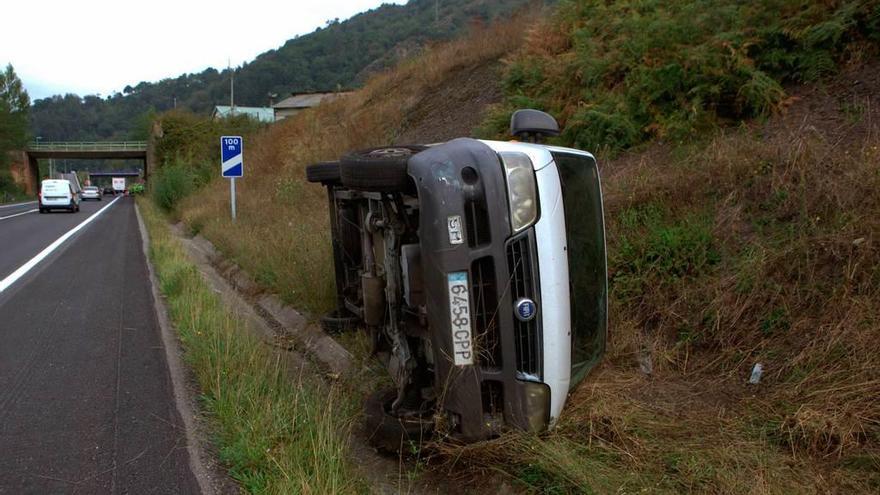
[
  {"x1": 364, "y1": 389, "x2": 433, "y2": 453},
  {"x1": 339, "y1": 146, "x2": 426, "y2": 192},
  {"x1": 320, "y1": 310, "x2": 359, "y2": 334},
  {"x1": 39, "y1": 208, "x2": 45, "y2": 214},
  {"x1": 305, "y1": 161, "x2": 342, "y2": 185}
]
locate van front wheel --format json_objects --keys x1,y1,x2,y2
[{"x1": 364, "y1": 389, "x2": 433, "y2": 453}]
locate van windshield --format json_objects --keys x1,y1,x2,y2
[{"x1": 551, "y1": 152, "x2": 607, "y2": 387}]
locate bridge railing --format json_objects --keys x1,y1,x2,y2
[{"x1": 28, "y1": 141, "x2": 148, "y2": 152}]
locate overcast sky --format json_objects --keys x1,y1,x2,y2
[{"x1": 0, "y1": 0, "x2": 405, "y2": 101}]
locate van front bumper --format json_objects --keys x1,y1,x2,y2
[{"x1": 408, "y1": 138, "x2": 551, "y2": 440}]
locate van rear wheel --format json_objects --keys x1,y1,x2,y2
[
  {"x1": 339, "y1": 146, "x2": 426, "y2": 192},
  {"x1": 305, "y1": 161, "x2": 342, "y2": 185}
]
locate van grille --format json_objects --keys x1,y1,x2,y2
[
  {"x1": 506, "y1": 235, "x2": 541, "y2": 378},
  {"x1": 471, "y1": 257, "x2": 501, "y2": 368},
  {"x1": 465, "y1": 198, "x2": 491, "y2": 247}
]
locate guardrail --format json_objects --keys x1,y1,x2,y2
[{"x1": 27, "y1": 141, "x2": 148, "y2": 152}]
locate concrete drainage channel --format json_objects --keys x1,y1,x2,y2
[{"x1": 166, "y1": 224, "x2": 452, "y2": 495}]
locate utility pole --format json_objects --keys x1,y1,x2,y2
[
  {"x1": 435, "y1": 0, "x2": 439, "y2": 24},
  {"x1": 229, "y1": 58, "x2": 235, "y2": 116}
]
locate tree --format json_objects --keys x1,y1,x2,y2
[{"x1": 0, "y1": 64, "x2": 30, "y2": 166}]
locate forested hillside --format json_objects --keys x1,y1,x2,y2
[{"x1": 29, "y1": 0, "x2": 543, "y2": 141}]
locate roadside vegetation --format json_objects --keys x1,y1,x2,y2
[
  {"x1": 0, "y1": 169, "x2": 28, "y2": 203},
  {"x1": 138, "y1": 198, "x2": 365, "y2": 494},
  {"x1": 481, "y1": 0, "x2": 880, "y2": 152},
  {"x1": 150, "y1": 110, "x2": 264, "y2": 212},
  {"x1": 1, "y1": 63, "x2": 31, "y2": 202},
  {"x1": 149, "y1": 0, "x2": 879, "y2": 492}
]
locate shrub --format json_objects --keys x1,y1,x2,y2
[
  {"x1": 150, "y1": 110, "x2": 261, "y2": 211},
  {"x1": 485, "y1": 0, "x2": 880, "y2": 152},
  {"x1": 152, "y1": 162, "x2": 196, "y2": 211},
  {"x1": 0, "y1": 169, "x2": 26, "y2": 202}
]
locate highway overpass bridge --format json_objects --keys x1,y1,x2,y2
[{"x1": 7, "y1": 141, "x2": 154, "y2": 195}]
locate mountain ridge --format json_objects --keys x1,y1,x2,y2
[{"x1": 29, "y1": 0, "x2": 546, "y2": 141}]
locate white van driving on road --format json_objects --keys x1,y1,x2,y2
[{"x1": 39, "y1": 179, "x2": 80, "y2": 213}]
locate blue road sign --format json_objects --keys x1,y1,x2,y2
[{"x1": 220, "y1": 136, "x2": 243, "y2": 178}]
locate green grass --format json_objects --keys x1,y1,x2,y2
[{"x1": 138, "y1": 197, "x2": 366, "y2": 494}]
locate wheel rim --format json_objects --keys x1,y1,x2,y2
[{"x1": 368, "y1": 148, "x2": 412, "y2": 157}]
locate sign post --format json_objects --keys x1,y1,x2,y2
[{"x1": 220, "y1": 136, "x2": 244, "y2": 220}]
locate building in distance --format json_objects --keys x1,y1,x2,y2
[
  {"x1": 212, "y1": 106, "x2": 275, "y2": 123},
  {"x1": 272, "y1": 91, "x2": 352, "y2": 121}
]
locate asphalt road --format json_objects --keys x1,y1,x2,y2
[
  {"x1": 0, "y1": 201, "x2": 38, "y2": 223},
  {"x1": 0, "y1": 196, "x2": 200, "y2": 493}
]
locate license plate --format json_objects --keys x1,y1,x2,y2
[{"x1": 447, "y1": 271, "x2": 473, "y2": 366}]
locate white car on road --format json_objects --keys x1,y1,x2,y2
[
  {"x1": 39, "y1": 179, "x2": 80, "y2": 213},
  {"x1": 81, "y1": 186, "x2": 102, "y2": 201}
]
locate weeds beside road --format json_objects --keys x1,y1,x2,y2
[{"x1": 138, "y1": 198, "x2": 364, "y2": 494}]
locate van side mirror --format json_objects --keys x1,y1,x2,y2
[{"x1": 510, "y1": 109, "x2": 560, "y2": 143}]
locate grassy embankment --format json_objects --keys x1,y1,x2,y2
[
  {"x1": 138, "y1": 197, "x2": 364, "y2": 494},
  {"x1": 156, "y1": 0, "x2": 879, "y2": 492}
]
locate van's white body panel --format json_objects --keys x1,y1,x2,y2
[{"x1": 530, "y1": 162, "x2": 572, "y2": 421}]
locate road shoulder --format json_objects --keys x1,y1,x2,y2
[{"x1": 135, "y1": 203, "x2": 241, "y2": 495}]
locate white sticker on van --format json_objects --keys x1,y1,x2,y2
[{"x1": 447, "y1": 215, "x2": 463, "y2": 245}]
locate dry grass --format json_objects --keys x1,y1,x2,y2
[{"x1": 178, "y1": 14, "x2": 534, "y2": 316}]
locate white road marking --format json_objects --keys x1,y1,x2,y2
[
  {"x1": 0, "y1": 209, "x2": 38, "y2": 221},
  {"x1": 0, "y1": 196, "x2": 122, "y2": 294},
  {"x1": 0, "y1": 201, "x2": 36, "y2": 209}
]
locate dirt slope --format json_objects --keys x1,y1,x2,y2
[{"x1": 394, "y1": 61, "x2": 504, "y2": 144}]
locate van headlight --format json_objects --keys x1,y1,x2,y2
[{"x1": 500, "y1": 152, "x2": 538, "y2": 233}]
